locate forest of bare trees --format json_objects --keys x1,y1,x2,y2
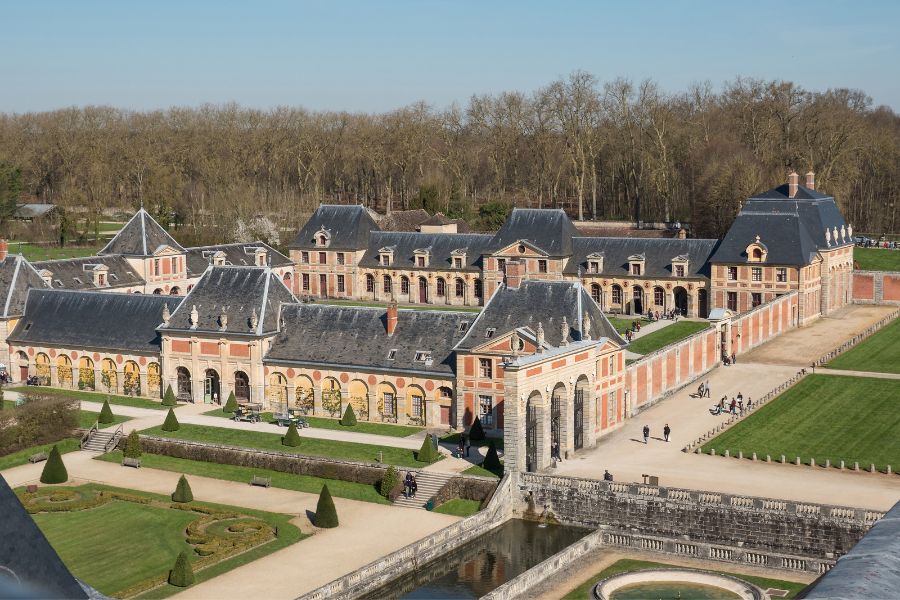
[{"x1": 0, "y1": 72, "x2": 897, "y2": 246}]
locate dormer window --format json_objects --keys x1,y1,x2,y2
[
  {"x1": 39, "y1": 270, "x2": 53, "y2": 286},
  {"x1": 255, "y1": 247, "x2": 268, "y2": 266},
  {"x1": 387, "y1": 349, "x2": 397, "y2": 360},
  {"x1": 586, "y1": 253, "x2": 604, "y2": 274},
  {"x1": 745, "y1": 236, "x2": 768, "y2": 263},
  {"x1": 671, "y1": 255, "x2": 689, "y2": 279},
  {"x1": 414, "y1": 351, "x2": 432, "y2": 362},
  {"x1": 380, "y1": 253, "x2": 391, "y2": 266},
  {"x1": 453, "y1": 257, "x2": 462, "y2": 269},
  {"x1": 485, "y1": 327, "x2": 496, "y2": 339},
  {"x1": 315, "y1": 227, "x2": 332, "y2": 248},
  {"x1": 414, "y1": 248, "x2": 431, "y2": 268},
  {"x1": 451, "y1": 248, "x2": 467, "y2": 269},
  {"x1": 628, "y1": 254, "x2": 645, "y2": 276},
  {"x1": 457, "y1": 321, "x2": 469, "y2": 333}
]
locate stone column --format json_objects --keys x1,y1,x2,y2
[
  {"x1": 287, "y1": 384, "x2": 296, "y2": 409},
  {"x1": 340, "y1": 386, "x2": 350, "y2": 418},
  {"x1": 93, "y1": 366, "x2": 102, "y2": 392},
  {"x1": 502, "y1": 363, "x2": 525, "y2": 474},
  {"x1": 397, "y1": 392, "x2": 408, "y2": 425},
  {"x1": 72, "y1": 365, "x2": 80, "y2": 389},
  {"x1": 313, "y1": 387, "x2": 323, "y2": 416},
  {"x1": 50, "y1": 364, "x2": 58, "y2": 387},
  {"x1": 139, "y1": 371, "x2": 148, "y2": 398},
  {"x1": 116, "y1": 369, "x2": 125, "y2": 395},
  {"x1": 367, "y1": 392, "x2": 378, "y2": 422}
]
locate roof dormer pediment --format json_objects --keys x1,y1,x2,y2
[
  {"x1": 495, "y1": 239, "x2": 549, "y2": 258},
  {"x1": 152, "y1": 245, "x2": 183, "y2": 257},
  {"x1": 627, "y1": 253, "x2": 646, "y2": 262}
]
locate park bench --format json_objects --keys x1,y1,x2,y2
[
  {"x1": 28, "y1": 452, "x2": 48, "y2": 464},
  {"x1": 250, "y1": 475, "x2": 271, "y2": 488},
  {"x1": 122, "y1": 457, "x2": 142, "y2": 468}
]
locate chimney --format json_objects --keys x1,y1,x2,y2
[
  {"x1": 386, "y1": 301, "x2": 398, "y2": 336},
  {"x1": 805, "y1": 171, "x2": 815, "y2": 191},
  {"x1": 788, "y1": 172, "x2": 799, "y2": 199},
  {"x1": 0, "y1": 239, "x2": 7, "y2": 262},
  {"x1": 505, "y1": 260, "x2": 525, "y2": 289}
]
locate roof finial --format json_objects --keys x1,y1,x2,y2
[
  {"x1": 560, "y1": 316, "x2": 570, "y2": 346},
  {"x1": 536, "y1": 322, "x2": 545, "y2": 352},
  {"x1": 219, "y1": 310, "x2": 228, "y2": 331},
  {"x1": 249, "y1": 307, "x2": 258, "y2": 330},
  {"x1": 582, "y1": 311, "x2": 592, "y2": 340},
  {"x1": 189, "y1": 305, "x2": 198, "y2": 329},
  {"x1": 510, "y1": 329, "x2": 521, "y2": 357},
  {"x1": 162, "y1": 303, "x2": 171, "y2": 325}
]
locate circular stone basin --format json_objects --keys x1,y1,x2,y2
[{"x1": 593, "y1": 569, "x2": 767, "y2": 600}]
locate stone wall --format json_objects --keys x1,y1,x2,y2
[
  {"x1": 728, "y1": 291, "x2": 799, "y2": 356},
  {"x1": 852, "y1": 271, "x2": 900, "y2": 305},
  {"x1": 520, "y1": 473, "x2": 880, "y2": 562}
]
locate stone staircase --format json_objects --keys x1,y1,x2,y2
[
  {"x1": 392, "y1": 471, "x2": 455, "y2": 510},
  {"x1": 81, "y1": 429, "x2": 120, "y2": 453}
]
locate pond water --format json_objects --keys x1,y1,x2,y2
[
  {"x1": 611, "y1": 582, "x2": 742, "y2": 600},
  {"x1": 362, "y1": 519, "x2": 589, "y2": 599}
]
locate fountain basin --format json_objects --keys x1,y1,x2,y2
[{"x1": 593, "y1": 569, "x2": 768, "y2": 600}]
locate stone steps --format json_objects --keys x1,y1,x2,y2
[
  {"x1": 81, "y1": 431, "x2": 117, "y2": 454},
  {"x1": 392, "y1": 471, "x2": 455, "y2": 510}
]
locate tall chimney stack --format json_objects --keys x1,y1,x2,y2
[
  {"x1": 788, "y1": 172, "x2": 799, "y2": 199},
  {"x1": 505, "y1": 259, "x2": 525, "y2": 289},
  {"x1": 386, "y1": 301, "x2": 398, "y2": 336},
  {"x1": 805, "y1": 171, "x2": 815, "y2": 191},
  {"x1": 0, "y1": 239, "x2": 7, "y2": 262}
]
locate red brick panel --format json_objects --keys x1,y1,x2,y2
[
  {"x1": 883, "y1": 275, "x2": 900, "y2": 301},
  {"x1": 229, "y1": 344, "x2": 250, "y2": 358},
  {"x1": 853, "y1": 273, "x2": 874, "y2": 300},
  {"x1": 199, "y1": 342, "x2": 218, "y2": 356},
  {"x1": 171, "y1": 340, "x2": 190, "y2": 353},
  {"x1": 651, "y1": 359, "x2": 662, "y2": 398},
  {"x1": 636, "y1": 365, "x2": 648, "y2": 406},
  {"x1": 680, "y1": 343, "x2": 690, "y2": 381},
  {"x1": 666, "y1": 351, "x2": 676, "y2": 388}
]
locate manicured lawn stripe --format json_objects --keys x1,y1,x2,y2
[
  {"x1": 440, "y1": 431, "x2": 504, "y2": 450},
  {"x1": 79, "y1": 410, "x2": 131, "y2": 429},
  {"x1": 854, "y1": 247, "x2": 900, "y2": 271},
  {"x1": 433, "y1": 498, "x2": 481, "y2": 517},
  {"x1": 140, "y1": 423, "x2": 438, "y2": 468},
  {"x1": 0, "y1": 438, "x2": 81, "y2": 471},
  {"x1": 11, "y1": 386, "x2": 168, "y2": 410},
  {"x1": 200, "y1": 408, "x2": 423, "y2": 437},
  {"x1": 826, "y1": 317, "x2": 900, "y2": 374},
  {"x1": 702, "y1": 375, "x2": 900, "y2": 470},
  {"x1": 561, "y1": 559, "x2": 807, "y2": 600},
  {"x1": 461, "y1": 464, "x2": 502, "y2": 478},
  {"x1": 606, "y1": 316, "x2": 648, "y2": 335},
  {"x1": 627, "y1": 321, "x2": 709, "y2": 355},
  {"x1": 14, "y1": 243, "x2": 104, "y2": 262},
  {"x1": 96, "y1": 450, "x2": 390, "y2": 504}
]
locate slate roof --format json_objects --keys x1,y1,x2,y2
[
  {"x1": 289, "y1": 205, "x2": 380, "y2": 250},
  {"x1": 359, "y1": 231, "x2": 495, "y2": 271},
  {"x1": 0, "y1": 255, "x2": 49, "y2": 318},
  {"x1": 710, "y1": 185, "x2": 850, "y2": 266},
  {"x1": 0, "y1": 474, "x2": 88, "y2": 599},
  {"x1": 801, "y1": 500, "x2": 900, "y2": 600},
  {"x1": 185, "y1": 242, "x2": 291, "y2": 277},
  {"x1": 99, "y1": 208, "x2": 185, "y2": 256},
  {"x1": 266, "y1": 304, "x2": 472, "y2": 376},
  {"x1": 33, "y1": 255, "x2": 145, "y2": 290},
  {"x1": 371, "y1": 208, "x2": 431, "y2": 232},
  {"x1": 456, "y1": 280, "x2": 625, "y2": 351},
  {"x1": 566, "y1": 238, "x2": 720, "y2": 279},
  {"x1": 161, "y1": 266, "x2": 296, "y2": 335},
  {"x1": 9, "y1": 289, "x2": 180, "y2": 353},
  {"x1": 490, "y1": 208, "x2": 581, "y2": 256}
]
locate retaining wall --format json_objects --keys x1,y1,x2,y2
[{"x1": 852, "y1": 271, "x2": 900, "y2": 305}]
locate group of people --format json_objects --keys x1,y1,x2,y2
[
  {"x1": 641, "y1": 423, "x2": 672, "y2": 443},
  {"x1": 722, "y1": 352, "x2": 737, "y2": 366},
  {"x1": 455, "y1": 434, "x2": 471, "y2": 458},
  {"x1": 646, "y1": 309, "x2": 681, "y2": 322},
  {"x1": 403, "y1": 472, "x2": 418, "y2": 498},
  {"x1": 709, "y1": 392, "x2": 752, "y2": 416}
]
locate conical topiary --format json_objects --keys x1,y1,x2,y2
[
  {"x1": 98, "y1": 399, "x2": 114, "y2": 424},
  {"x1": 340, "y1": 404, "x2": 357, "y2": 427},
  {"x1": 469, "y1": 416, "x2": 486, "y2": 441},
  {"x1": 482, "y1": 440, "x2": 502, "y2": 474},
  {"x1": 282, "y1": 422, "x2": 301, "y2": 447},
  {"x1": 416, "y1": 434, "x2": 440, "y2": 463},
  {"x1": 223, "y1": 390, "x2": 238, "y2": 413},
  {"x1": 380, "y1": 465, "x2": 399, "y2": 499},
  {"x1": 123, "y1": 430, "x2": 142, "y2": 458},
  {"x1": 171, "y1": 474, "x2": 193, "y2": 503},
  {"x1": 168, "y1": 550, "x2": 194, "y2": 587},
  {"x1": 162, "y1": 384, "x2": 178, "y2": 407},
  {"x1": 314, "y1": 484, "x2": 338, "y2": 528},
  {"x1": 161, "y1": 408, "x2": 180, "y2": 432},
  {"x1": 40, "y1": 445, "x2": 68, "y2": 484}
]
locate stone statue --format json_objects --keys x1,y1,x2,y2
[
  {"x1": 833, "y1": 227, "x2": 839, "y2": 245},
  {"x1": 249, "y1": 307, "x2": 258, "y2": 330},
  {"x1": 189, "y1": 305, "x2": 198, "y2": 329},
  {"x1": 536, "y1": 322, "x2": 545, "y2": 352},
  {"x1": 560, "y1": 316, "x2": 569, "y2": 346},
  {"x1": 162, "y1": 303, "x2": 171, "y2": 325},
  {"x1": 848, "y1": 224, "x2": 853, "y2": 238},
  {"x1": 825, "y1": 227, "x2": 831, "y2": 247},
  {"x1": 582, "y1": 311, "x2": 592, "y2": 340},
  {"x1": 840, "y1": 225, "x2": 846, "y2": 242},
  {"x1": 510, "y1": 330, "x2": 521, "y2": 356},
  {"x1": 219, "y1": 311, "x2": 228, "y2": 331}
]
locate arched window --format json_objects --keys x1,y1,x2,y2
[
  {"x1": 100, "y1": 358, "x2": 117, "y2": 393},
  {"x1": 123, "y1": 361, "x2": 141, "y2": 396},
  {"x1": 591, "y1": 283, "x2": 601, "y2": 303},
  {"x1": 365, "y1": 274, "x2": 375, "y2": 293},
  {"x1": 612, "y1": 285, "x2": 623, "y2": 305},
  {"x1": 176, "y1": 366, "x2": 192, "y2": 400},
  {"x1": 147, "y1": 362, "x2": 161, "y2": 397},
  {"x1": 455, "y1": 278, "x2": 465, "y2": 298},
  {"x1": 78, "y1": 357, "x2": 95, "y2": 390},
  {"x1": 436, "y1": 278, "x2": 446, "y2": 297},
  {"x1": 234, "y1": 371, "x2": 250, "y2": 402},
  {"x1": 153, "y1": 288, "x2": 163, "y2": 295},
  {"x1": 400, "y1": 276, "x2": 410, "y2": 295},
  {"x1": 170, "y1": 287, "x2": 181, "y2": 295},
  {"x1": 282, "y1": 272, "x2": 292, "y2": 290},
  {"x1": 752, "y1": 248, "x2": 762, "y2": 260},
  {"x1": 267, "y1": 372, "x2": 288, "y2": 407},
  {"x1": 321, "y1": 377, "x2": 342, "y2": 417},
  {"x1": 654, "y1": 286, "x2": 665, "y2": 306},
  {"x1": 57, "y1": 355, "x2": 73, "y2": 388},
  {"x1": 34, "y1": 353, "x2": 50, "y2": 386},
  {"x1": 383, "y1": 275, "x2": 392, "y2": 294},
  {"x1": 474, "y1": 278, "x2": 483, "y2": 298}
]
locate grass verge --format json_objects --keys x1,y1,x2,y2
[
  {"x1": 432, "y1": 498, "x2": 481, "y2": 517},
  {"x1": 461, "y1": 464, "x2": 502, "y2": 478},
  {"x1": 0, "y1": 438, "x2": 81, "y2": 471},
  {"x1": 627, "y1": 321, "x2": 709, "y2": 355},
  {"x1": 854, "y1": 247, "x2": 900, "y2": 271},
  {"x1": 826, "y1": 317, "x2": 900, "y2": 374},
  {"x1": 79, "y1": 410, "x2": 131, "y2": 429},
  {"x1": 11, "y1": 386, "x2": 168, "y2": 410},
  {"x1": 200, "y1": 408, "x2": 423, "y2": 437}
]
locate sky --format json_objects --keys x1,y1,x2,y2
[{"x1": 2, "y1": 0, "x2": 898, "y2": 113}]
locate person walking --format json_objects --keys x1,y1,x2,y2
[
  {"x1": 703, "y1": 380, "x2": 711, "y2": 398},
  {"x1": 642, "y1": 424, "x2": 650, "y2": 444},
  {"x1": 404, "y1": 472, "x2": 414, "y2": 498},
  {"x1": 663, "y1": 424, "x2": 671, "y2": 442},
  {"x1": 730, "y1": 398, "x2": 737, "y2": 415}
]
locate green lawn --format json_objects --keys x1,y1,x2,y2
[
  {"x1": 606, "y1": 316, "x2": 648, "y2": 335},
  {"x1": 826, "y1": 317, "x2": 900, "y2": 374},
  {"x1": 561, "y1": 559, "x2": 807, "y2": 600},
  {"x1": 26, "y1": 483, "x2": 303, "y2": 599},
  {"x1": 201, "y1": 408, "x2": 423, "y2": 438},
  {"x1": 12, "y1": 386, "x2": 168, "y2": 410},
  {"x1": 13, "y1": 243, "x2": 104, "y2": 262},
  {"x1": 0, "y1": 438, "x2": 81, "y2": 471},
  {"x1": 627, "y1": 320, "x2": 709, "y2": 355},
  {"x1": 854, "y1": 247, "x2": 900, "y2": 271},
  {"x1": 140, "y1": 423, "x2": 439, "y2": 468},
  {"x1": 79, "y1": 409, "x2": 131, "y2": 429},
  {"x1": 461, "y1": 463, "x2": 502, "y2": 478},
  {"x1": 97, "y1": 450, "x2": 390, "y2": 504},
  {"x1": 702, "y1": 375, "x2": 900, "y2": 471},
  {"x1": 313, "y1": 299, "x2": 481, "y2": 312},
  {"x1": 432, "y1": 498, "x2": 481, "y2": 517},
  {"x1": 440, "y1": 431, "x2": 504, "y2": 450}
]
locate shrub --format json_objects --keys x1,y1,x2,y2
[
  {"x1": 171, "y1": 475, "x2": 193, "y2": 503},
  {"x1": 168, "y1": 550, "x2": 194, "y2": 587},
  {"x1": 416, "y1": 434, "x2": 440, "y2": 463},
  {"x1": 98, "y1": 399, "x2": 114, "y2": 424},
  {"x1": 281, "y1": 423, "x2": 301, "y2": 447},
  {"x1": 40, "y1": 445, "x2": 68, "y2": 484},
  {"x1": 123, "y1": 430, "x2": 142, "y2": 458},
  {"x1": 469, "y1": 416, "x2": 486, "y2": 441},
  {"x1": 223, "y1": 391, "x2": 238, "y2": 413},
  {"x1": 482, "y1": 441, "x2": 502, "y2": 474},
  {"x1": 380, "y1": 465, "x2": 399, "y2": 498},
  {"x1": 162, "y1": 385, "x2": 178, "y2": 407},
  {"x1": 340, "y1": 404, "x2": 357, "y2": 427},
  {"x1": 314, "y1": 484, "x2": 338, "y2": 528},
  {"x1": 161, "y1": 408, "x2": 180, "y2": 432},
  {"x1": 0, "y1": 394, "x2": 78, "y2": 456}
]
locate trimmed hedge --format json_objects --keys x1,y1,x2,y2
[
  {"x1": 379, "y1": 465, "x2": 400, "y2": 499},
  {"x1": 483, "y1": 441, "x2": 502, "y2": 472},
  {"x1": 416, "y1": 434, "x2": 440, "y2": 463},
  {"x1": 40, "y1": 445, "x2": 68, "y2": 484},
  {"x1": 314, "y1": 485, "x2": 338, "y2": 528},
  {"x1": 223, "y1": 391, "x2": 238, "y2": 413},
  {"x1": 168, "y1": 550, "x2": 194, "y2": 587},
  {"x1": 282, "y1": 423, "x2": 301, "y2": 447},
  {"x1": 98, "y1": 399, "x2": 114, "y2": 424},
  {"x1": 172, "y1": 475, "x2": 194, "y2": 503},
  {"x1": 469, "y1": 416, "x2": 486, "y2": 441},
  {"x1": 123, "y1": 430, "x2": 143, "y2": 458},
  {"x1": 161, "y1": 408, "x2": 180, "y2": 432},
  {"x1": 340, "y1": 404, "x2": 357, "y2": 427},
  {"x1": 162, "y1": 385, "x2": 178, "y2": 407}
]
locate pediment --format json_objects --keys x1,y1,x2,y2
[{"x1": 494, "y1": 239, "x2": 549, "y2": 258}]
